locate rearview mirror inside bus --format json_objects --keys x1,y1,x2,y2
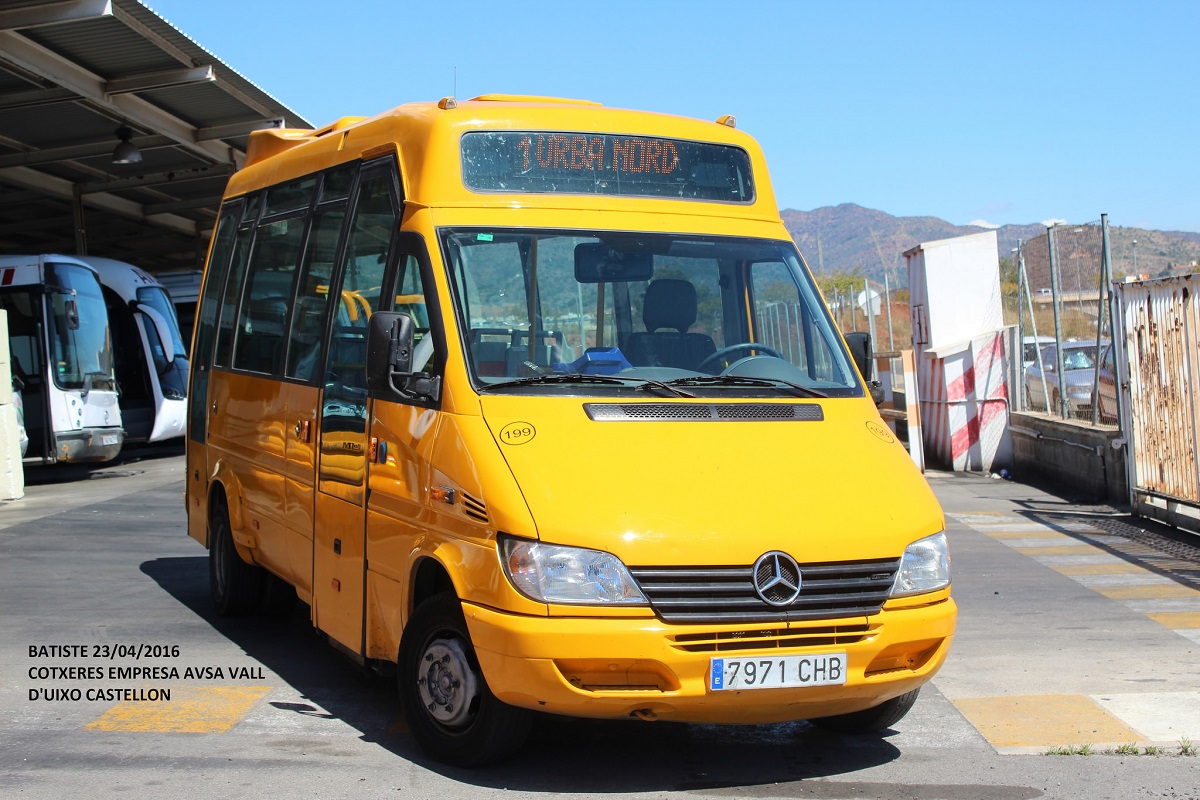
[
  {"x1": 63, "y1": 297, "x2": 80, "y2": 330},
  {"x1": 574, "y1": 243, "x2": 653, "y2": 283}
]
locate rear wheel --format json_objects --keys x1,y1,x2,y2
[
  {"x1": 398, "y1": 592, "x2": 531, "y2": 767},
  {"x1": 208, "y1": 497, "x2": 264, "y2": 616},
  {"x1": 809, "y1": 688, "x2": 921, "y2": 734}
]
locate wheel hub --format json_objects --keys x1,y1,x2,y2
[{"x1": 416, "y1": 637, "x2": 479, "y2": 728}]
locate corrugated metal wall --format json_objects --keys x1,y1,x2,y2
[{"x1": 1115, "y1": 275, "x2": 1200, "y2": 530}]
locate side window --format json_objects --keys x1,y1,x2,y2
[
  {"x1": 189, "y1": 206, "x2": 238, "y2": 442},
  {"x1": 232, "y1": 216, "x2": 306, "y2": 374},
  {"x1": 750, "y1": 261, "x2": 838, "y2": 382},
  {"x1": 213, "y1": 224, "x2": 254, "y2": 368},
  {"x1": 324, "y1": 172, "x2": 395, "y2": 400},
  {"x1": 318, "y1": 165, "x2": 399, "y2": 500},
  {"x1": 391, "y1": 251, "x2": 436, "y2": 373},
  {"x1": 286, "y1": 210, "x2": 344, "y2": 381}
]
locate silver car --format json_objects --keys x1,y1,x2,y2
[{"x1": 1024, "y1": 341, "x2": 1108, "y2": 418}]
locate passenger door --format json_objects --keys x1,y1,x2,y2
[{"x1": 312, "y1": 161, "x2": 401, "y2": 652}]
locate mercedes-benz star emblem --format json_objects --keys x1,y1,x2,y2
[{"x1": 752, "y1": 551, "x2": 802, "y2": 606}]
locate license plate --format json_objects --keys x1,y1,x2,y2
[
  {"x1": 101, "y1": 434, "x2": 118, "y2": 446},
  {"x1": 710, "y1": 652, "x2": 847, "y2": 691}
]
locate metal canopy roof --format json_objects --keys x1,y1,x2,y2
[{"x1": 0, "y1": 0, "x2": 312, "y2": 272}]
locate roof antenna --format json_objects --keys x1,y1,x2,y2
[{"x1": 453, "y1": 66, "x2": 457, "y2": 98}]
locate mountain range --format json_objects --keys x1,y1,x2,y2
[{"x1": 781, "y1": 204, "x2": 1200, "y2": 286}]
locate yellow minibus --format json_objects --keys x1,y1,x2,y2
[{"x1": 186, "y1": 95, "x2": 955, "y2": 766}]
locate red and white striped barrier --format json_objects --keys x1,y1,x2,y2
[{"x1": 919, "y1": 331, "x2": 1011, "y2": 471}]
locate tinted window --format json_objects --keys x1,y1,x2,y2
[
  {"x1": 233, "y1": 216, "x2": 306, "y2": 374},
  {"x1": 287, "y1": 210, "x2": 345, "y2": 382}
]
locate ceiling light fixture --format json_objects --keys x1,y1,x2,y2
[{"x1": 112, "y1": 125, "x2": 142, "y2": 164}]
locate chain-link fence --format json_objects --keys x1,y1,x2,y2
[{"x1": 1015, "y1": 218, "x2": 1115, "y2": 424}]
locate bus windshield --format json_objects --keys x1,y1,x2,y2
[
  {"x1": 44, "y1": 262, "x2": 114, "y2": 392},
  {"x1": 442, "y1": 229, "x2": 860, "y2": 397},
  {"x1": 136, "y1": 285, "x2": 189, "y2": 399}
]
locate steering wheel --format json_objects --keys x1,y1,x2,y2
[{"x1": 697, "y1": 343, "x2": 785, "y2": 374}]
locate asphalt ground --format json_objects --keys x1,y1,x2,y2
[{"x1": 1, "y1": 447, "x2": 1199, "y2": 799}]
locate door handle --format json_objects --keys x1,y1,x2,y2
[{"x1": 294, "y1": 419, "x2": 311, "y2": 442}]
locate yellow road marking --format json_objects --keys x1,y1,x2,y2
[
  {"x1": 985, "y1": 530, "x2": 1074, "y2": 540},
  {"x1": 953, "y1": 694, "x2": 1142, "y2": 749},
  {"x1": 1052, "y1": 563, "x2": 1150, "y2": 576},
  {"x1": 1145, "y1": 612, "x2": 1200, "y2": 629},
  {"x1": 85, "y1": 685, "x2": 271, "y2": 733},
  {"x1": 1095, "y1": 584, "x2": 1200, "y2": 600},
  {"x1": 1015, "y1": 544, "x2": 1105, "y2": 556}
]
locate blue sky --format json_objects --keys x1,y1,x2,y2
[{"x1": 148, "y1": 0, "x2": 1200, "y2": 233}]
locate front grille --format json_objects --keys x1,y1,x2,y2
[
  {"x1": 670, "y1": 622, "x2": 876, "y2": 653},
  {"x1": 627, "y1": 558, "x2": 901, "y2": 624},
  {"x1": 584, "y1": 403, "x2": 823, "y2": 422}
]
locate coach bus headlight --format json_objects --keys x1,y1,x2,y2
[
  {"x1": 499, "y1": 535, "x2": 649, "y2": 606},
  {"x1": 890, "y1": 531, "x2": 950, "y2": 597}
]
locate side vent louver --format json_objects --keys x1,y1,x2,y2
[{"x1": 461, "y1": 492, "x2": 489, "y2": 523}]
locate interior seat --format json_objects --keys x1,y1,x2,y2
[{"x1": 625, "y1": 279, "x2": 716, "y2": 370}]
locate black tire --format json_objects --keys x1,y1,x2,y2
[
  {"x1": 208, "y1": 497, "x2": 264, "y2": 617},
  {"x1": 398, "y1": 592, "x2": 531, "y2": 767},
  {"x1": 809, "y1": 687, "x2": 921, "y2": 734}
]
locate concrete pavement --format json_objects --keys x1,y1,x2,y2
[{"x1": 2, "y1": 450, "x2": 1200, "y2": 762}]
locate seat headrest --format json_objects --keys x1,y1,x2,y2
[{"x1": 642, "y1": 279, "x2": 697, "y2": 333}]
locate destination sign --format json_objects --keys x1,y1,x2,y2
[{"x1": 461, "y1": 131, "x2": 754, "y2": 202}]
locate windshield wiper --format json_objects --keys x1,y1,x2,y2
[
  {"x1": 664, "y1": 374, "x2": 831, "y2": 398},
  {"x1": 482, "y1": 373, "x2": 695, "y2": 397}
]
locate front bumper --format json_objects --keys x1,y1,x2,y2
[
  {"x1": 464, "y1": 595, "x2": 956, "y2": 723},
  {"x1": 51, "y1": 426, "x2": 123, "y2": 464}
]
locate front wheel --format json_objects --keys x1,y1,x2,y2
[
  {"x1": 809, "y1": 687, "x2": 921, "y2": 734},
  {"x1": 398, "y1": 592, "x2": 531, "y2": 767}
]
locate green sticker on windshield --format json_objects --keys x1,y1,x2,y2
[{"x1": 477, "y1": 233, "x2": 494, "y2": 241}]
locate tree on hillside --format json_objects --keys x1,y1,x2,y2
[{"x1": 815, "y1": 266, "x2": 867, "y2": 300}]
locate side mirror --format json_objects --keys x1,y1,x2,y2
[
  {"x1": 367, "y1": 311, "x2": 440, "y2": 401},
  {"x1": 843, "y1": 331, "x2": 873, "y2": 381},
  {"x1": 843, "y1": 331, "x2": 883, "y2": 406}
]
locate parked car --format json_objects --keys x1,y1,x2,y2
[
  {"x1": 1022, "y1": 335, "x2": 1054, "y2": 369},
  {"x1": 1024, "y1": 340, "x2": 1110, "y2": 419}
]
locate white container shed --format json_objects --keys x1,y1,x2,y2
[{"x1": 905, "y1": 230, "x2": 1012, "y2": 472}]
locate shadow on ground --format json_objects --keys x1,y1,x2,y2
[{"x1": 140, "y1": 554, "x2": 913, "y2": 793}]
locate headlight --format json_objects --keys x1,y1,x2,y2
[
  {"x1": 891, "y1": 531, "x2": 950, "y2": 597},
  {"x1": 499, "y1": 536, "x2": 649, "y2": 605}
]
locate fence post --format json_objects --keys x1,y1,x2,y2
[
  {"x1": 1021, "y1": 239, "x2": 1050, "y2": 412},
  {"x1": 884, "y1": 273, "x2": 894, "y2": 351},
  {"x1": 1048, "y1": 225, "x2": 1068, "y2": 418},
  {"x1": 1091, "y1": 215, "x2": 1113, "y2": 424}
]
